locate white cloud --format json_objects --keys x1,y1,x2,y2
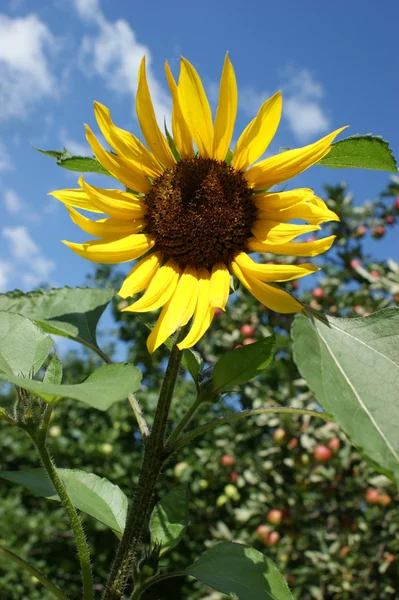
[
  {"x1": 0, "y1": 14, "x2": 58, "y2": 120},
  {"x1": 2, "y1": 226, "x2": 55, "y2": 288},
  {"x1": 0, "y1": 260, "x2": 11, "y2": 292},
  {"x1": 282, "y1": 69, "x2": 330, "y2": 141},
  {"x1": 4, "y1": 189, "x2": 24, "y2": 214},
  {"x1": 0, "y1": 140, "x2": 13, "y2": 172},
  {"x1": 74, "y1": 0, "x2": 171, "y2": 125}
]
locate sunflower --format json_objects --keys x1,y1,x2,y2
[{"x1": 50, "y1": 55, "x2": 344, "y2": 353}]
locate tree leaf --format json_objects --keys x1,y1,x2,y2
[
  {"x1": 0, "y1": 287, "x2": 114, "y2": 354},
  {"x1": 318, "y1": 134, "x2": 398, "y2": 172},
  {"x1": 212, "y1": 335, "x2": 276, "y2": 393},
  {"x1": 36, "y1": 147, "x2": 112, "y2": 176},
  {"x1": 292, "y1": 309, "x2": 399, "y2": 484},
  {"x1": 0, "y1": 468, "x2": 127, "y2": 535},
  {"x1": 150, "y1": 484, "x2": 189, "y2": 555},
  {"x1": 185, "y1": 542, "x2": 293, "y2": 600},
  {"x1": 0, "y1": 311, "x2": 53, "y2": 377},
  {"x1": 0, "y1": 363, "x2": 142, "y2": 410}
]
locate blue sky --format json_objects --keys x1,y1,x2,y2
[{"x1": 0, "y1": 0, "x2": 398, "y2": 298}]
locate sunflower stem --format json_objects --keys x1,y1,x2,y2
[
  {"x1": 103, "y1": 328, "x2": 187, "y2": 600},
  {"x1": 30, "y1": 430, "x2": 94, "y2": 600}
]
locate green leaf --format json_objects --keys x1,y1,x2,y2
[
  {"x1": 150, "y1": 484, "x2": 189, "y2": 555},
  {"x1": 0, "y1": 311, "x2": 53, "y2": 377},
  {"x1": 317, "y1": 134, "x2": 398, "y2": 172},
  {"x1": 292, "y1": 308, "x2": 399, "y2": 484},
  {"x1": 212, "y1": 335, "x2": 276, "y2": 393},
  {"x1": 225, "y1": 149, "x2": 233, "y2": 165},
  {"x1": 36, "y1": 147, "x2": 112, "y2": 176},
  {"x1": 164, "y1": 120, "x2": 181, "y2": 161},
  {"x1": 0, "y1": 468, "x2": 127, "y2": 535},
  {"x1": 42, "y1": 353, "x2": 64, "y2": 403},
  {"x1": 0, "y1": 363, "x2": 141, "y2": 410},
  {"x1": 43, "y1": 353, "x2": 63, "y2": 385},
  {"x1": 0, "y1": 287, "x2": 114, "y2": 354},
  {"x1": 182, "y1": 349, "x2": 203, "y2": 382},
  {"x1": 185, "y1": 542, "x2": 293, "y2": 600}
]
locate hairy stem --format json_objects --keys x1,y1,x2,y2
[
  {"x1": 31, "y1": 433, "x2": 94, "y2": 600},
  {"x1": 103, "y1": 328, "x2": 187, "y2": 600}
]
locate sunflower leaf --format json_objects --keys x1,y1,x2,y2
[
  {"x1": 317, "y1": 134, "x2": 398, "y2": 172},
  {"x1": 0, "y1": 468, "x2": 127, "y2": 536},
  {"x1": 36, "y1": 147, "x2": 112, "y2": 176},
  {"x1": 0, "y1": 287, "x2": 114, "y2": 356},
  {"x1": 292, "y1": 308, "x2": 399, "y2": 485},
  {"x1": 0, "y1": 311, "x2": 53, "y2": 377},
  {"x1": 185, "y1": 542, "x2": 293, "y2": 600},
  {"x1": 212, "y1": 335, "x2": 276, "y2": 393},
  {"x1": 150, "y1": 483, "x2": 189, "y2": 555},
  {"x1": 0, "y1": 363, "x2": 141, "y2": 410}
]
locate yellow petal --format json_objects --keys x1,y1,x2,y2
[
  {"x1": 94, "y1": 101, "x2": 163, "y2": 179},
  {"x1": 253, "y1": 188, "x2": 314, "y2": 211},
  {"x1": 178, "y1": 268, "x2": 215, "y2": 349},
  {"x1": 85, "y1": 125, "x2": 151, "y2": 193},
  {"x1": 234, "y1": 252, "x2": 319, "y2": 282},
  {"x1": 123, "y1": 260, "x2": 180, "y2": 312},
  {"x1": 49, "y1": 187, "x2": 104, "y2": 214},
  {"x1": 146, "y1": 267, "x2": 199, "y2": 353},
  {"x1": 67, "y1": 207, "x2": 146, "y2": 238},
  {"x1": 136, "y1": 57, "x2": 175, "y2": 169},
  {"x1": 232, "y1": 91, "x2": 282, "y2": 172},
  {"x1": 247, "y1": 235, "x2": 336, "y2": 257},
  {"x1": 209, "y1": 263, "x2": 230, "y2": 309},
  {"x1": 252, "y1": 221, "x2": 320, "y2": 244},
  {"x1": 257, "y1": 197, "x2": 339, "y2": 225},
  {"x1": 178, "y1": 57, "x2": 213, "y2": 158},
  {"x1": 63, "y1": 233, "x2": 155, "y2": 264},
  {"x1": 80, "y1": 177, "x2": 146, "y2": 220},
  {"x1": 118, "y1": 252, "x2": 163, "y2": 299},
  {"x1": 212, "y1": 53, "x2": 237, "y2": 161},
  {"x1": 246, "y1": 127, "x2": 347, "y2": 190},
  {"x1": 231, "y1": 260, "x2": 303, "y2": 313},
  {"x1": 165, "y1": 61, "x2": 194, "y2": 159}
]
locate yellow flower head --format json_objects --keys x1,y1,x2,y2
[{"x1": 50, "y1": 55, "x2": 345, "y2": 353}]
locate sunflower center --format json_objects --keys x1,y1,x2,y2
[{"x1": 144, "y1": 157, "x2": 256, "y2": 270}]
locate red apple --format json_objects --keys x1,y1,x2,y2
[
  {"x1": 365, "y1": 488, "x2": 380, "y2": 504},
  {"x1": 354, "y1": 225, "x2": 367, "y2": 238},
  {"x1": 385, "y1": 553, "x2": 395, "y2": 563},
  {"x1": 328, "y1": 438, "x2": 341, "y2": 452},
  {"x1": 378, "y1": 493, "x2": 391, "y2": 506},
  {"x1": 291, "y1": 280, "x2": 299, "y2": 290},
  {"x1": 385, "y1": 215, "x2": 395, "y2": 225},
  {"x1": 230, "y1": 471, "x2": 238, "y2": 484},
  {"x1": 394, "y1": 198, "x2": 399, "y2": 210},
  {"x1": 265, "y1": 531, "x2": 280, "y2": 546},
  {"x1": 339, "y1": 546, "x2": 350, "y2": 558},
  {"x1": 267, "y1": 509, "x2": 284, "y2": 525},
  {"x1": 372, "y1": 225, "x2": 385, "y2": 239},
  {"x1": 313, "y1": 445, "x2": 332, "y2": 462},
  {"x1": 256, "y1": 524, "x2": 270, "y2": 538},
  {"x1": 234, "y1": 344, "x2": 243, "y2": 350},
  {"x1": 243, "y1": 337, "x2": 256, "y2": 345},
  {"x1": 370, "y1": 270, "x2": 381, "y2": 278},
  {"x1": 273, "y1": 428, "x2": 287, "y2": 444},
  {"x1": 288, "y1": 438, "x2": 298, "y2": 449},
  {"x1": 214, "y1": 307, "x2": 223, "y2": 317},
  {"x1": 312, "y1": 287, "x2": 324, "y2": 299},
  {"x1": 220, "y1": 455, "x2": 235, "y2": 467},
  {"x1": 240, "y1": 324, "x2": 255, "y2": 337},
  {"x1": 350, "y1": 259, "x2": 362, "y2": 268}
]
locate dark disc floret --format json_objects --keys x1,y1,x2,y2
[{"x1": 144, "y1": 157, "x2": 257, "y2": 271}]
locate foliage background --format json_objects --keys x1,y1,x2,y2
[{"x1": 1, "y1": 179, "x2": 399, "y2": 599}]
